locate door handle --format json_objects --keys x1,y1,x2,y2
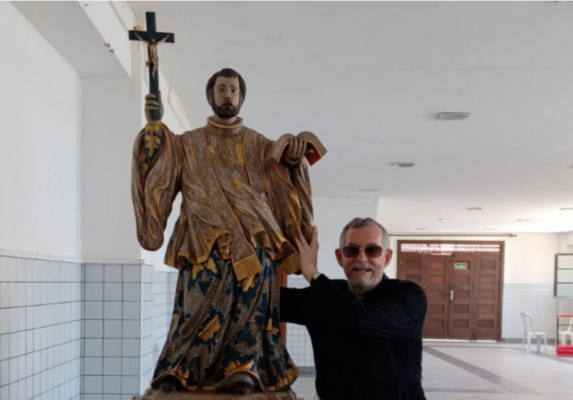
[{"x1": 449, "y1": 290, "x2": 454, "y2": 301}]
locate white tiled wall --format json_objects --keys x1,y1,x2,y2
[
  {"x1": 285, "y1": 275, "x2": 315, "y2": 369},
  {"x1": 502, "y1": 284, "x2": 573, "y2": 341},
  {"x1": 0, "y1": 256, "x2": 185, "y2": 399},
  {"x1": 150, "y1": 271, "x2": 177, "y2": 369},
  {"x1": 82, "y1": 263, "x2": 154, "y2": 400},
  {"x1": 0, "y1": 256, "x2": 82, "y2": 400},
  {"x1": 139, "y1": 265, "x2": 154, "y2": 395}
]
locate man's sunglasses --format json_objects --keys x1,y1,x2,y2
[{"x1": 342, "y1": 245, "x2": 383, "y2": 258}]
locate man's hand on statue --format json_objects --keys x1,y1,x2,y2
[
  {"x1": 284, "y1": 137, "x2": 307, "y2": 165},
  {"x1": 295, "y1": 227, "x2": 319, "y2": 283},
  {"x1": 145, "y1": 92, "x2": 164, "y2": 124}
]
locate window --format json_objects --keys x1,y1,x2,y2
[
  {"x1": 400, "y1": 243, "x2": 501, "y2": 254},
  {"x1": 555, "y1": 254, "x2": 573, "y2": 298}
]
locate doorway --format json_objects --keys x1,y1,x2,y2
[{"x1": 397, "y1": 241, "x2": 504, "y2": 341}]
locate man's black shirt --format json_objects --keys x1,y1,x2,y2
[{"x1": 280, "y1": 275, "x2": 427, "y2": 400}]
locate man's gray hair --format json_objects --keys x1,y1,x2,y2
[{"x1": 339, "y1": 217, "x2": 390, "y2": 250}]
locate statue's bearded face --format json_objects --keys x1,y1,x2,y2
[{"x1": 210, "y1": 76, "x2": 242, "y2": 119}]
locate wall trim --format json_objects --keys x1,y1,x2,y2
[
  {"x1": 0, "y1": 248, "x2": 157, "y2": 266},
  {"x1": 0, "y1": 248, "x2": 84, "y2": 264},
  {"x1": 82, "y1": 257, "x2": 145, "y2": 265}
]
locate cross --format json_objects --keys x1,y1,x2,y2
[{"x1": 129, "y1": 12, "x2": 175, "y2": 121}]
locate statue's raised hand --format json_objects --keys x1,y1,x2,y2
[{"x1": 145, "y1": 92, "x2": 164, "y2": 124}]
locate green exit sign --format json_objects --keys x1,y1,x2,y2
[{"x1": 454, "y1": 263, "x2": 468, "y2": 270}]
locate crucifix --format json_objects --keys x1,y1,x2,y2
[{"x1": 129, "y1": 12, "x2": 175, "y2": 122}]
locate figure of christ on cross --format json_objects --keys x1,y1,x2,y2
[
  {"x1": 129, "y1": 12, "x2": 175, "y2": 122},
  {"x1": 132, "y1": 31, "x2": 171, "y2": 80}
]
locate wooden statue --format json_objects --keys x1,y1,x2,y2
[{"x1": 130, "y1": 12, "x2": 326, "y2": 399}]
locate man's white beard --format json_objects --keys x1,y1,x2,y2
[{"x1": 348, "y1": 261, "x2": 376, "y2": 296}]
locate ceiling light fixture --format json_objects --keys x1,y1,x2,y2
[
  {"x1": 390, "y1": 162, "x2": 415, "y2": 168},
  {"x1": 436, "y1": 112, "x2": 471, "y2": 121},
  {"x1": 467, "y1": 207, "x2": 483, "y2": 211}
]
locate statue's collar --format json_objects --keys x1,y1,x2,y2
[{"x1": 206, "y1": 117, "x2": 244, "y2": 135}]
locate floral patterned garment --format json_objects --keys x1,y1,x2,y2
[{"x1": 151, "y1": 246, "x2": 298, "y2": 391}]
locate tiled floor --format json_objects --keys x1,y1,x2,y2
[{"x1": 290, "y1": 341, "x2": 573, "y2": 400}]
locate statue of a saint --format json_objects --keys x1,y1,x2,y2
[{"x1": 131, "y1": 68, "x2": 325, "y2": 396}]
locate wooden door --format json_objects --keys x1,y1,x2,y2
[
  {"x1": 398, "y1": 252, "x2": 423, "y2": 285},
  {"x1": 397, "y1": 241, "x2": 504, "y2": 341},
  {"x1": 448, "y1": 253, "x2": 475, "y2": 340},
  {"x1": 473, "y1": 253, "x2": 502, "y2": 340},
  {"x1": 399, "y1": 253, "x2": 449, "y2": 339},
  {"x1": 423, "y1": 254, "x2": 450, "y2": 339}
]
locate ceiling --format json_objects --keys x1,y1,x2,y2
[{"x1": 128, "y1": 1, "x2": 573, "y2": 234}]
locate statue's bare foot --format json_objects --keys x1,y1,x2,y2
[
  {"x1": 218, "y1": 372, "x2": 259, "y2": 395},
  {"x1": 157, "y1": 376, "x2": 184, "y2": 393}
]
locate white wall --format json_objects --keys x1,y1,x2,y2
[
  {"x1": 556, "y1": 231, "x2": 573, "y2": 254},
  {"x1": 81, "y1": 77, "x2": 143, "y2": 261},
  {"x1": 0, "y1": 2, "x2": 82, "y2": 258},
  {"x1": 504, "y1": 233, "x2": 558, "y2": 284}
]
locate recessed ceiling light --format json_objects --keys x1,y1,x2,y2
[
  {"x1": 517, "y1": 219, "x2": 531, "y2": 222},
  {"x1": 560, "y1": 208, "x2": 573, "y2": 211},
  {"x1": 437, "y1": 218, "x2": 451, "y2": 222},
  {"x1": 390, "y1": 162, "x2": 415, "y2": 168},
  {"x1": 436, "y1": 112, "x2": 471, "y2": 121},
  {"x1": 467, "y1": 207, "x2": 483, "y2": 211}
]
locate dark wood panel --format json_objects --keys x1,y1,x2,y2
[
  {"x1": 424, "y1": 254, "x2": 449, "y2": 339},
  {"x1": 448, "y1": 253, "x2": 474, "y2": 340},
  {"x1": 474, "y1": 253, "x2": 502, "y2": 340}
]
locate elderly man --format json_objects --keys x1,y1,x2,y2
[{"x1": 280, "y1": 218, "x2": 427, "y2": 400}]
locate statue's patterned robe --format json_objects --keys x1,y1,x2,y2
[{"x1": 131, "y1": 118, "x2": 318, "y2": 391}]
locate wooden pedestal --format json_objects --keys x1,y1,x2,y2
[{"x1": 132, "y1": 388, "x2": 298, "y2": 400}]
